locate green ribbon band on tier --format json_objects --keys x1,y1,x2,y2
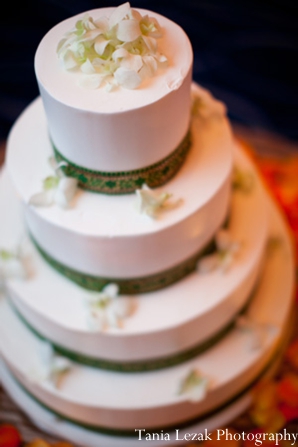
[
  {"x1": 31, "y1": 235, "x2": 217, "y2": 295},
  {"x1": 4, "y1": 321, "x2": 290, "y2": 438},
  {"x1": 53, "y1": 131, "x2": 191, "y2": 194},
  {"x1": 9, "y1": 290, "x2": 254, "y2": 373}
]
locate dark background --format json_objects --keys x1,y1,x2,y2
[{"x1": 1, "y1": 0, "x2": 297, "y2": 144}]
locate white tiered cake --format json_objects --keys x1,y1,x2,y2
[{"x1": 0, "y1": 3, "x2": 295, "y2": 446}]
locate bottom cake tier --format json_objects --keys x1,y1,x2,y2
[{"x1": 0, "y1": 158, "x2": 295, "y2": 445}]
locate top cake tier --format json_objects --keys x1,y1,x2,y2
[{"x1": 34, "y1": 4, "x2": 193, "y2": 190}]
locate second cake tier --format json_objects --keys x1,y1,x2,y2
[{"x1": 6, "y1": 85, "x2": 233, "y2": 292}]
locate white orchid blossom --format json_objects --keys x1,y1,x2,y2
[
  {"x1": 0, "y1": 240, "x2": 30, "y2": 290},
  {"x1": 29, "y1": 156, "x2": 78, "y2": 209},
  {"x1": 178, "y1": 369, "x2": 210, "y2": 402},
  {"x1": 236, "y1": 316, "x2": 277, "y2": 352},
  {"x1": 135, "y1": 184, "x2": 182, "y2": 218},
  {"x1": 197, "y1": 228, "x2": 241, "y2": 274},
  {"x1": 29, "y1": 341, "x2": 72, "y2": 389},
  {"x1": 86, "y1": 283, "x2": 133, "y2": 331},
  {"x1": 57, "y1": 2, "x2": 167, "y2": 90}
]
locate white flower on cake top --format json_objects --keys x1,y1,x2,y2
[
  {"x1": 57, "y1": 2, "x2": 168, "y2": 90},
  {"x1": 29, "y1": 157, "x2": 78, "y2": 209}
]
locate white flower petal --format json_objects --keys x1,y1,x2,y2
[
  {"x1": 166, "y1": 76, "x2": 183, "y2": 91},
  {"x1": 53, "y1": 356, "x2": 72, "y2": 372},
  {"x1": 59, "y1": 49, "x2": 78, "y2": 70},
  {"x1": 39, "y1": 341, "x2": 54, "y2": 372},
  {"x1": 70, "y1": 41, "x2": 85, "y2": 58},
  {"x1": 94, "y1": 35, "x2": 111, "y2": 56},
  {"x1": 178, "y1": 370, "x2": 210, "y2": 402},
  {"x1": 48, "y1": 156, "x2": 59, "y2": 171},
  {"x1": 80, "y1": 29, "x2": 104, "y2": 43},
  {"x1": 197, "y1": 254, "x2": 219, "y2": 274},
  {"x1": 236, "y1": 316, "x2": 268, "y2": 351},
  {"x1": 155, "y1": 53, "x2": 168, "y2": 64},
  {"x1": 57, "y1": 177, "x2": 78, "y2": 200},
  {"x1": 106, "y1": 307, "x2": 120, "y2": 328},
  {"x1": 140, "y1": 15, "x2": 161, "y2": 37},
  {"x1": 109, "y1": 2, "x2": 131, "y2": 28},
  {"x1": 114, "y1": 67, "x2": 141, "y2": 89},
  {"x1": 188, "y1": 377, "x2": 209, "y2": 402},
  {"x1": 81, "y1": 58, "x2": 96, "y2": 74},
  {"x1": 116, "y1": 18, "x2": 141, "y2": 42},
  {"x1": 219, "y1": 251, "x2": 234, "y2": 272},
  {"x1": 135, "y1": 185, "x2": 178, "y2": 218},
  {"x1": 103, "y1": 283, "x2": 119, "y2": 299},
  {"x1": 80, "y1": 14, "x2": 96, "y2": 31},
  {"x1": 29, "y1": 190, "x2": 54, "y2": 207},
  {"x1": 2, "y1": 258, "x2": 27, "y2": 280},
  {"x1": 87, "y1": 312, "x2": 105, "y2": 332},
  {"x1": 53, "y1": 191, "x2": 69, "y2": 209},
  {"x1": 120, "y1": 54, "x2": 143, "y2": 72},
  {"x1": 112, "y1": 47, "x2": 130, "y2": 61},
  {"x1": 129, "y1": 8, "x2": 142, "y2": 21},
  {"x1": 26, "y1": 368, "x2": 47, "y2": 384},
  {"x1": 112, "y1": 298, "x2": 133, "y2": 319},
  {"x1": 105, "y1": 81, "x2": 117, "y2": 92},
  {"x1": 94, "y1": 17, "x2": 109, "y2": 33},
  {"x1": 142, "y1": 35, "x2": 157, "y2": 53},
  {"x1": 78, "y1": 74, "x2": 103, "y2": 90}
]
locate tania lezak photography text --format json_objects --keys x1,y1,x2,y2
[{"x1": 134, "y1": 428, "x2": 298, "y2": 445}]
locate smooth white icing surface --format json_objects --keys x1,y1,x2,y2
[
  {"x1": 6, "y1": 91, "x2": 232, "y2": 278},
  {"x1": 34, "y1": 7, "x2": 193, "y2": 171},
  {"x1": 0, "y1": 189, "x2": 294, "y2": 430},
  {"x1": 1, "y1": 144, "x2": 268, "y2": 362}
]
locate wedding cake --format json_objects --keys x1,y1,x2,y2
[{"x1": 0, "y1": 3, "x2": 295, "y2": 446}]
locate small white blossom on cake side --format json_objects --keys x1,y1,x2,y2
[
  {"x1": 135, "y1": 184, "x2": 182, "y2": 218},
  {"x1": 236, "y1": 315, "x2": 278, "y2": 352},
  {"x1": 178, "y1": 369, "x2": 210, "y2": 402},
  {"x1": 0, "y1": 239, "x2": 30, "y2": 290},
  {"x1": 29, "y1": 157, "x2": 78, "y2": 209},
  {"x1": 57, "y1": 2, "x2": 168, "y2": 90},
  {"x1": 197, "y1": 228, "x2": 241, "y2": 274},
  {"x1": 86, "y1": 283, "x2": 133, "y2": 331},
  {"x1": 29, "y1": 341, "x2": 72, "y2": 389}
]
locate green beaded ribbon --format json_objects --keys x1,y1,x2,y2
[
  {"x1": 11, "y1": 296, "x2": 248, "y2": 373},
  {"x1": 53, "y1": 131, "x2": 191, "y2": 194},
  {"x1": 31, "y1": 235, "x2": 216, "y2": 295},
  {"x1": 9, "y1": 277, "x2": 255, "y2": 373},
  {"x1": 4, "y1": 327, "x2": 288, "y2": 438}
]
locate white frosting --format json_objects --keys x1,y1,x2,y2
[
  {"x1": 0, "y1": 188, "x2": 294, "y2": 430},
  {"x1": 6, "y1": 89, "x2": 233, "y2": 278},
  {"x1": 1, "y1": 143, "x2": 268, "y2": 362},
  {"x1": 34, "y1": 7, "x2": 193, "y2": 171},
  {"x1": 0, "y1": 361, "x2": 255, "y2": 447}
]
